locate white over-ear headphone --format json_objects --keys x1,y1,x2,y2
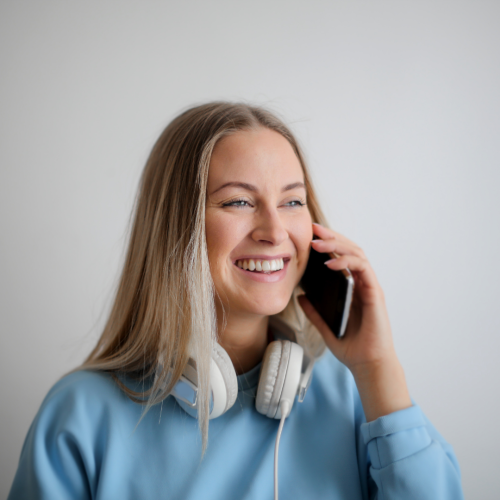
[{"x1": 171, "y1": 317, "x2": 318, "y2": 420}]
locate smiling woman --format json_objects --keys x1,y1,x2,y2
[
  {"x1": 8, "y1": 102, "x2": 464, "y2": 500},
  {"x1": 206, "y1": 128, "x2": 314, "y2": 374}
]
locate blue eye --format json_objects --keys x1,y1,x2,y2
[
  {"x1": 222, "y1": 198, "x2": 306, "y2": 208},
  {"x1": 223, "y1": 198, "x2": 251, "y2": 207},
  {"x1": 285, "y1": 200, "x2": 306, "y2": 207}
]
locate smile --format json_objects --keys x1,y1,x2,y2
[{"x1": 235, "y1": 258, "x2": 285, "y2": 273}]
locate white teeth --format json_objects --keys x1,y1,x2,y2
[{"x1": 236, "y1": 258, "x2": 286, "y2": 272}]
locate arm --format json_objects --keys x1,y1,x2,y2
[
  {"x1": 299, "y1": 223, "x2": 464, "y2": 499},
  {"x1": 360, "y1": 404, "x2": 463, "y2": 499},
  {"x1": 8, "y1": 376, "x2": 94, "y2": 500}
]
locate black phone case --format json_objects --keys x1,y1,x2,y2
[{"x1": 300, "y1": 248, "x2": 350, "y2": 338}]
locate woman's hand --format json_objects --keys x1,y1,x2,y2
[
  {"x1": 299, "y1": 223, "x2": 393, "y2": 370},
  {"x1": 298, "y1": 223, "x2": 412, "y2": 421}
]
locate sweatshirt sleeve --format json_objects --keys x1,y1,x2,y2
[
  {"x1": 7, "y1": 373, "x2": 103, "y2": 500},
  {"x1": 8, "y1": 417, "x2": 92, "y2": 500},
  {"x1": 359, "y1": 404, "x2": 464, "y2": 500}
]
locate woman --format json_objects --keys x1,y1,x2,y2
[{"x1": 8, "y1": 102, "x2": 464, "y2": 499}]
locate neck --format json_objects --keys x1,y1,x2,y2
[{"x1": 216, "y1": 307, "x2": 270, "y2": 375}]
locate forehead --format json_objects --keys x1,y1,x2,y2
[{"x1": 208, "y1": 128, "x2": 304, "y2": 187}]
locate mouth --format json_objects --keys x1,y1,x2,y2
[{"x1": 234, "y1": 257, "x2": 289, "y2": 274}]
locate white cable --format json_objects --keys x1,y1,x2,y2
[{"x1": 274, "y1": 400, "x2": 290, "y2": 500}]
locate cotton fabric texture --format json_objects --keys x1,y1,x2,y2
[{"x1": 8, "y1": 350, "x2": 463, "y2": 499}]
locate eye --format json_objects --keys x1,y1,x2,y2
[
  {"x1": 283, "y1": 199, "x2": 306, "y2": 207},
  {"x1": 222, "y1": 198, "x2": 252, "y2": 208}
]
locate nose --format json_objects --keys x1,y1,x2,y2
[{"x1": 251, "y1": 207, "x2": 288, "y2": 246}]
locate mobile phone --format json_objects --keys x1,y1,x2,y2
[{"x1": 300, "y1": 247, "x2": 354, "y2": 338}]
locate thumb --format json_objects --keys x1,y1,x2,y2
[{"x1": 297, "y1": 294, "x2": 343, "y2": 354}]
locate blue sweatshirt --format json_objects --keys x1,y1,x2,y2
[{"x1": 8, "y1": 350, "x2": 464, "y2": 499}]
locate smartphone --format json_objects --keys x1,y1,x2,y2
[{"x1": 300, "y1": 247, "x2": 354, "y2": 338}]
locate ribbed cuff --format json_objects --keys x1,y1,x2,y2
[{"x1": 360, "y1": 405, "x2": 432, "y2": 469}]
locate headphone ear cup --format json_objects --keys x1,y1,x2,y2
[
  {"x1": 256, "y1": 340, "x2": 289, "y2": 418},
  {"x1": 210, "y1": 343, "x2": 238, "y2": 419},
  {"x1": 256, "y1": 340, "x2": 304, "y2": 419},
  {"x1": 172, "y1": 344, "x2": 238, "y2": 420}
]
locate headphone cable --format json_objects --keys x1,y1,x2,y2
[{"x1": 274, "y1": 400, "x2": 291, "y2": 500}]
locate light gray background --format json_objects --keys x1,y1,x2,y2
[{"x1": 1, "y1": 1, "x2": 498, "y2": 498}]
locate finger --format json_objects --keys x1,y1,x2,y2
[
  {"x1": 312, "y1": 223, "x2": 359, "y2": 247},
  {"x1": 325, "y1": 254, "x2": 379, "y2": 290},
  {"x1": 311, "y1": 238, "x2": 365, "y2": 259},
  {"x1": 312, "y1": 223, "x2": 337, "y2": 240}
]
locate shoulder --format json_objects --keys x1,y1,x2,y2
[
  {"x1": 43, "y1": 369, "x2": 121, "y2": 408},
  {"x1": 32, "y1": 370, "x2": 134, "y2": 436},
  {"x1": 10, "y1": 371, "x2": 139, "y2": 499},
  {"x1": 312, "y1": 348, "x2": 356, "y2": 394},
  {"x1": 306, "y1": 349, "x2": 364, "y2": 421}
]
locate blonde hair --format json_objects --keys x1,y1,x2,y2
[{"x1": 80, "y1": 102, "x2": 327, "y2": 454}]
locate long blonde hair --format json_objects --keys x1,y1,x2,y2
[{"x1": 81, "y1": 102, "x2": 327, "y2": 454}]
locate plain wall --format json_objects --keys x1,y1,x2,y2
[{"x1": 1, "y1": 1, "x2": 499, "y2": 498}]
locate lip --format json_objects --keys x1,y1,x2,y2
[{"x1": 232, "y1": 255, "x2": 291, "y2": 283}]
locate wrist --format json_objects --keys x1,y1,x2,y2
[
  {"x1": 349, "y1": 352, "x2": 399, "y2": 381},
  {"x1": 351, "y1": 356, "x2": 412, "y2": 422}
]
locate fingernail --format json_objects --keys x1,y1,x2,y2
[{"x1": 324, "y1": 259, "x2": 337, "y2": 265}]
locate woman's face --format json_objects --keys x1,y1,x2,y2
[{"x1": 206, "y1": 127, "x2": 313, "y2": 320}]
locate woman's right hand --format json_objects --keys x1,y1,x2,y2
[{"x1": 298, "y1": 223, "x2": 412, "y2": 421}]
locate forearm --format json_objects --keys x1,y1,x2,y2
[{"x1": 351, "y1": 355, "x2": 412, "y2": 422}]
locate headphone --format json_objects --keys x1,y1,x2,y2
[{"x1": 171, "y1": 316, "x2": 319, "y2": 420}]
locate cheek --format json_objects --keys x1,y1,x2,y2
[
  {"x1": 205, "y1": 212, "x2": 247, "y2": 280},
  {"x1": 290, "y1": 214, "x2": 313, "y2": 271},
  {"x1": 205, "y1": 215, "x2": 229, "y2": 277}
]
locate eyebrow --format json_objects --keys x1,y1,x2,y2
[{"x1": 210, "y1": 181, "x2": 306, "y2": 196}]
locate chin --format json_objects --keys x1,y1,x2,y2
[{"x1": 242, "y1": 293, "x2": 292, "y2": 317}]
